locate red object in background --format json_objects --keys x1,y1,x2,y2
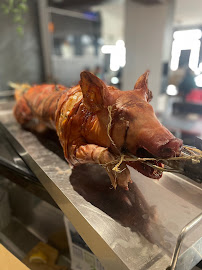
[
  {"x1": 186, "y1": 88, "x2": 202, "y2": 104},
  {"x1": 48, "y1": 22, "x2": 54, "y2": 33}
]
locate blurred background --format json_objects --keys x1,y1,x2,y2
[
  {"x1": 0, "y1": 1, "x2": 202, "y2": 270},
  {"x1": 1, "y1": 0, "x2": 202, "y2": 142}
]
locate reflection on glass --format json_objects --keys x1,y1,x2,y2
[{"x1": 49, "y1": 3, "x2": 125, "y2": 88}]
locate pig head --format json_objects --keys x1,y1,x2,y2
[{"x1": 71, "y1": 71, "x2": 182, "y2": 190}]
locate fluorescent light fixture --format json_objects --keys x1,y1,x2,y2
[
  {"x1": 166, "y1": 85, "x2": 178, "y2": 96},
  {"x1": 101, "y1": 40, "x2": 126, "y2": 71},
  {"x1": 170, "y1": 40, "x2": 181, "y2": 71},
  {"x1": 195, "y1": 69, "x2": 200, "y2": 75},
  {"x1": 195, "y1": 74, "x2": 202, "y2": 87},
  {"x1": 173, "y1": 29, "x2": 202, "y2": 40},
  {"x1": 189, "y1": 40, "x2": 201, "y2": 71},
  {"x1": 199, "y1": 62, "x2": 202, "y2": 72},
  {"x1": 170, "y1": 29, "x2": 201, "y2": 72},
  {"x1": 111, "y1": 77, "x2": 119, "y2": 84},
  {"x1": 101, "y1": 45, "x2": 114, "y2": 54},
  {"x1": 116, "y1": 40, "x2": 125, "y2": 47},
  {"x1": 110, "y1": 53, "x2": 120, "y2": 71}
]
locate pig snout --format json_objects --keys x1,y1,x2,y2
[
  {"x1": 157, "y1": 138, "x2": 183, "y2": 158},
  {"x1": 135, "y1": 126, "x2": 183, "y2": 159}
]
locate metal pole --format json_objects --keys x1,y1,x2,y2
[
  {"x1": 48, "y1": 7, "x2": 90, "y2": 20},
  {"x1": 37, "y1": 0, "x2": 53, "y2": 82}
]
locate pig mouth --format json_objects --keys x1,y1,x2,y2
[
  {"x1": 135, "y1": 147, "x2": 163, "y2": 179},
  {"x1": 126, "y1": 138, "x2": 182, "y2": 179},
  {"x1": 131, "y1": 137, "x2": 182, "y2": 179},
  {"x1": 126, "y1": 147, "x2": 163, "y2": 179}
]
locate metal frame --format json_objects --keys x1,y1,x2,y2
[
  {"x1": 37, "y1": 1, "x2": 98, "y2": 82},
  {"x1": 169, "y1": 212, "x2": 202, "y2": 270},
  {"x1": 37, "y1": 0, "x2": 52, "y2": 81},
  {"x1": 48, "y1": 7, "x2": 95, "y2": 20},
  {"x1": 1, "y1": 102, "x2": 202, "y2": 270}
]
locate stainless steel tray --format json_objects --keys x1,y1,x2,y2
[{"x1": 0, "y1": 101, "x2": 201, "y2": 270}]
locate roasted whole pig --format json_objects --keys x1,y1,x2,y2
[{"x1": 13, "y1": 71, "x2": 183, "y2": 189}]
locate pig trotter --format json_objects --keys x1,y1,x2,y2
[{"x1": 72, "y1": 144, "x2": 131, "y2": 190}]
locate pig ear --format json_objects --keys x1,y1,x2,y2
[
  {"x1": 134, "y1": 70, "x2": 153, "y2": 102},
  {"x1": 80, "y1": 71, "x2": 110, "y2": 112}
]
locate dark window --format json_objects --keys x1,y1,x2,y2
[{"x1": 179, "y1": 50, "x2": 191, "y2": 68}]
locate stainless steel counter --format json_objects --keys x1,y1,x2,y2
[{"x1": 0, "y1": 101, "x2": 202, "y2": 270}]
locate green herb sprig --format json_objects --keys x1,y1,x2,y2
[{"x1": 1, "y1": 0, "x2": 28, "y2": 35}]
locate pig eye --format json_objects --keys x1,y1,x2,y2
[
  {"x1": 121, "y1": 145, "x2": 128, "y2": 153},
  {"x1": 121, "y1": 125, "x2": 129, "y2": 152}
]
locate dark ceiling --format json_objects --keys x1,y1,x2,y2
[
  {"x1": 132, "y1": 0, "x2": 165, "y2": 4},
  {"x1": 48, "y1": 0, "x2": 111, "y2": 9},
  {"x1": 48, "y1": 0, "x2": 165, "y2": 9}
]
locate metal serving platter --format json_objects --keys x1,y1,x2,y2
[{"x1": 0, "y1": 101, "x2": 201, "y2": 270}]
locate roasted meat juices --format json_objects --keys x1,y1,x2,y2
[{"x1": 14, "y1": 71, "x2": 182, "y2": 190}]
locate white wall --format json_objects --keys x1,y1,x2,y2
[
  {"x1": 174, "y1": 0, "x2": 202, "y2": 27},
  {"x1": 123, "y1": 0, "x2": 172, "y2": 109},
  {"x1": 52, "y1": 55, "x2": 103, "y2": 86},
  {"x1": 92, "y1": 0, "x2": 125, "y2": 45}
]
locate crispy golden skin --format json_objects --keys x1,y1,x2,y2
[{"x1": 14, "y1": 71, "x2": 182, "y2": 190}]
